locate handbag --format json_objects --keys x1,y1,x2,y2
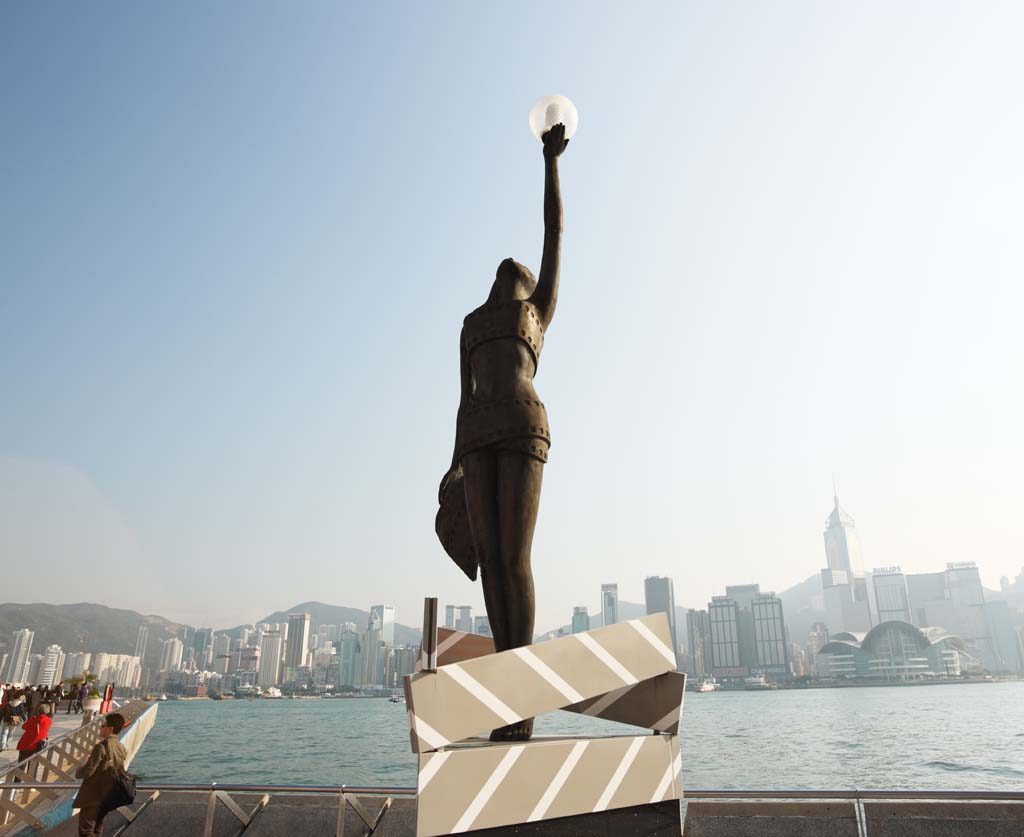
[{"x1": 104, "y1": 767, "x2": 137, "y2": 810}]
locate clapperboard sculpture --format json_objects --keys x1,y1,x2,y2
[{"x1": 403, "y1": 599, "x2": 686, "y2": 836}]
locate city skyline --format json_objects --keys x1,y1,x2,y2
[{"x1": 3, "y1": 4, "x2": 1024, "y2": 632}]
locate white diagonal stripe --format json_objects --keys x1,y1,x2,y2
[
  {"x1": 514, "y1": 648, "x2": 584, "y2": 703},
  {"x1": 443, "y1": 664, "x2": 519, "y2": 724},
  {"x1": 418, "y1": 751, "x2": 451, "y2": 792},
  {"x1": 528, "y1": 741, "x2": 589, "y2": 822},
  {"x1": 582, "y1": 683, "x2": 635, "y2": 717},
  {"x1": 452, "y1": 746, "x2": 524, "y2": 833},
  {"x1": 436, "y1": 630, "x2": 469, "y2": 658},
  {"x1": 411, "y1": 714, "x2": 448, "y2": 750},
  {"x1": 650, "y1": 759, "x2": 675, "y2": 803},
  {"x1": 652, "y1": 705, "x2": 680, "y2": 731},
  {"x1": 575, "y1": 633, "x2": 639, "y2": 685},
  {"x1": 594, "y1": 736, "x2": 646, "y2": 812},
  {"x1": 629, "y1": 619, "x2": 677, "y2": 666}
]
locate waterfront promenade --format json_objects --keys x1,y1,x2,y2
[{"x1": 0, "y1": 710, "x2": 86, "y2": 770}]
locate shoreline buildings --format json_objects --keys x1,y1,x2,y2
[{"x1": 689, "y1": 584, "x2": 790, "y2": 685}]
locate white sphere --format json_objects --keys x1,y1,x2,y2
[{"x1": 529, "y1": 94, "x2": 578, "y2": 142}]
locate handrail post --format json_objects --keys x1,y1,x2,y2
[{"x1": 421, "y1": 598, "x2": 438, "y2": 672}]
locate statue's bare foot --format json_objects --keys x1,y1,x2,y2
[{"x1": 489, "y1": 718, "x2": 534, "y2": 742}]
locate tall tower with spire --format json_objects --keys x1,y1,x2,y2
[
  {"x1": 819, "y1": 490, "x2": 872, "y2": 634},
  {"x1": 823, "y1": 493, "x2": 863, "y2": 576}
]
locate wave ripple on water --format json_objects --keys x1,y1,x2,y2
[{"x1": 131, "y1": 682, "x2": 1024, "y2": 790}]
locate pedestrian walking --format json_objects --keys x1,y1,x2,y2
[
  {"x1": 0, "y1": 694, "x2": 27, "y2": 752},
  {"x1": 75, "y1": 712, "x2": 128, "y2": 837},
  {"x1": 15, "y1": 707, "x2": 51, "y2": 778}
]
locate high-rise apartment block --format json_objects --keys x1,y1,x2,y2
[
  {"x1": 257, "y1": 631, "x2": 284, "y2": 686},
  {"x1": 41, "y1": 645, "x2": 65, "y2": 687},
  {"x1": 644, "y1": 576, "x2": 680, "y2": 669},
  {"x1": 159, "y1": 638, "x2": 184, "y2": 672},
  {"x1": 134, "y1": 625, "x2": 149, "y2": 661},
  {"x1": 3, "y1": 629, "x2": 34, "y2": 683},
  {"x1": 600, "y1": 584, "x2": 619, "y2": 627}
]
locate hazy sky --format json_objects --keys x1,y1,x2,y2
[{"x1": 2, "y1": 3, "x2": 1022, "y2": 633}]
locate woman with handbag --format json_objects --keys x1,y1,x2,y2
[
  {"x1": 75, "y1": 712, "x2": 128, "y2": 837},
  {"x1": 15, "y1": 706, "x2": 51, "y2": 772}
]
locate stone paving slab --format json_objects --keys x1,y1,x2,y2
[{"x1": 41, "y1": 793, "x2": 1024, "y2": 837}]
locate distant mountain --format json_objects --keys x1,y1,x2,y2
[
  {"x1": 219, "y1": 601, "x2": 422, "y2": 646},
  {"x1": 0, "y1": 602, "x2": 183, "y2": 673}
]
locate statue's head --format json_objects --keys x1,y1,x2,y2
[{"x1": 488, "y1": 258, "x2": 536, "y2": 304}]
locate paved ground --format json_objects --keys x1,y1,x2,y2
[{"x1": 0, "y1": 704, "x2": 92, "y2": 770}]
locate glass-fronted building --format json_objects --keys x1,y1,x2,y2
[{"x1": 816, "y1": 621, "x2": 970, "y2": 680}]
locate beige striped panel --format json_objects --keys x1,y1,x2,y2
[
  {"x1": 564, "y1": 671, "x2": 686, "y2": 734},
  {"x1": 415, "y1": 628, "x2": 497, "y2": 672},
  {"x1": 405, "y1": 614, "x2": 676, "y2": 753},
  {"x1": 415, "y1": 733, "x2": 682, "y2": 836}
]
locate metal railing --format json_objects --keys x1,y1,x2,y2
[
  {"x1": 0, "y1": 701, "x2": 156, "y2": 835},
  {"x1": 4, "y1": 782, "x2": 1024, "y2": 799},
  {"x1": 2, "y1": 783, "x2": 1021, "y2": 837}
]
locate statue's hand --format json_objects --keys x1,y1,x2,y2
[{"x1": 542, "y1": 123, "x2": 568, "y2": 159}]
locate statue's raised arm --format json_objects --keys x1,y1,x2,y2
[{"x1": 531, "y1": 123, "x2": 568, "y2": 330}]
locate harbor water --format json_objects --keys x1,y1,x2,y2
[{"x1": 130, "y1": 681, "x2": 1024, "y2": 790}]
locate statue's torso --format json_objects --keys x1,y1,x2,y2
[{"x1": 456, "y1": 300, "x2": 550, "y2": 463}]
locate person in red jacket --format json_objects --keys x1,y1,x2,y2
[{"x1": 16, "y1": 707, "x2": 52, "y2": 766}]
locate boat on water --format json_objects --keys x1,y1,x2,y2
[
  {"x1": 694, "y1": 680, "x2": 716, "y2": 693},
  {"x1": 159, "y1": 694, "x2": 167, "y2": 701},
  {"x1": 743, "y1": 675, "x2": 777, "y2": 691},
  {"x1": 388, "y1": 694, "x2": 403, "y2": 703}
]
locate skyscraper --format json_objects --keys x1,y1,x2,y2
[
  {"x1": 456, "y1": 606, "x2": 472, "y2": 634},
  {"x1": 3, "y1": 629, "x2": 34, "y2": 683},
  {"x1": 285, "y1": 613, "x2": 311, "y2": 673},
  {"x1": 750, "y1": 593, "x2": 789, "y2": 675},
  {"x1": 819, "y1": 494, "x2": 871, "y2": 634},
  {"x1": 823, "y1": 494, "x2": 863, "y2": 575},
  {"x1": 194, "y1": 628, "x2": 213, "y2": 668},
  {"x1": 370, "y1": 605, "x2": 395, "y2": 645},
  {"x1": 686, "y1": 609, "x2": 711, "y2": 679},
  {"x1": 708, "y1": 597, "x2": 741, "y2": 678},
  {"x1": 644, "y1": 576, "x2": 680, "y2": 669},
  {"x1": 336, "y1": 630, "x2": 360, "y2": 688},
  {"x1": 444, "y1": 605, "x2": 456, "y2": 629},
  {"x1": 872, "y1": 567, "x2": 912, "y2": 623},
  {"x1": 600, "y1": 584, "x2": 619, "y2": 627},
  {"x1": 571, "y1": 607, "x2": 590, "y2": 634}
]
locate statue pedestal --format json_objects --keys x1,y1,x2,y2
[{"x1": 404, "y1": 613, "x2": 685, "y2": 836}]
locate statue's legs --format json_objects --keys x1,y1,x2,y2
[{"x1": 463, "y1": 449, "x2": 543, "y2": 741}]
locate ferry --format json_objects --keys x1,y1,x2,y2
[
  {"x1": 694, "y1": 680, "x2": 716, "y2": 693},
  {"x1": 388, "y1": 694, "x2": 403, "y2": 704},
  {"x1": 743, "y1": 675, "x2": 777, "y2": 691}
]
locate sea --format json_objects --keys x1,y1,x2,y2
[{"x1": 130, "y1": 681, "x2": 1024, "y2": 791}]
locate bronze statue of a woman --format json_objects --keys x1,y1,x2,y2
[{"x1": 436, "y1": 123, "x2": 568, "y2": 741}]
